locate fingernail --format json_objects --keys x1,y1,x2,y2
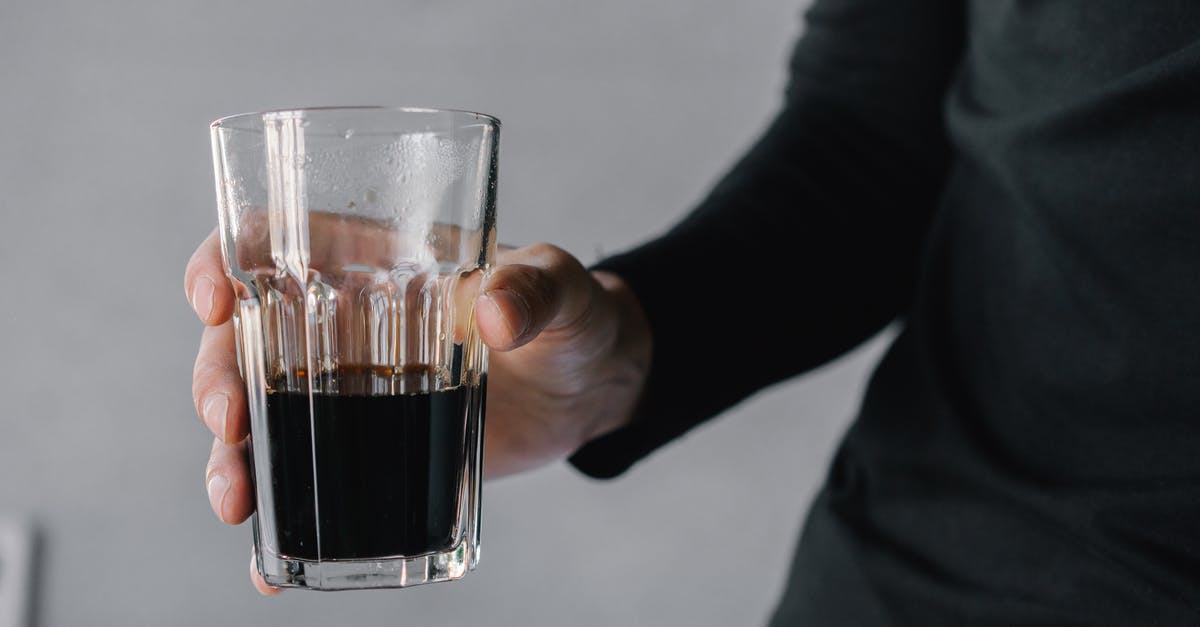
[
  {"x1": 203, "y1": 394, "x2": 229, "y2": 441},
  {"x1": 207, "y1": 473, "x2": 230, "y2": 521},
  {"x1": 486, "y1": 289, "x2": 531, "y2": 341},
  {"x1": 191, "y1": 276, "x2": 215, "y2": 323}
]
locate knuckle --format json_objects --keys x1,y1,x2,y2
[
  {"x1": 527, "y1": 242, "x2": 574, "y2": 267},
  {"x1": 192, "y1": 361, "x2": 234, "y2": 404},
  {"x1": 531, "y1": 243, "x2": 587, "y2": 286},
  {"x1": 205, "y1": 452, "x2": 222, "y2": 477},
  {"x1": 524, "y1": 241, "x2": 559, "y2": 257}
]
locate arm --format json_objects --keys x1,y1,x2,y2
[{"x1": 570, "y1": 0, "x2": 966, "y2": 478}]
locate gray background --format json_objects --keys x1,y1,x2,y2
[{"x1": 0, "y1": 1, "x2": 893, "y2": 625}]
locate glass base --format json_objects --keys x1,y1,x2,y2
[{"x1": 255, "y1": 540, "x2": 478, "y2": 591}]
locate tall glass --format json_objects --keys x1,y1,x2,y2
[{"x1": 209, "y1": 107, "x2": 499, "y2": 590}]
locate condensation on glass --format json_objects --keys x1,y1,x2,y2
[{"x1": 210, "y1": 107, "x2": 499, "y2": 590}]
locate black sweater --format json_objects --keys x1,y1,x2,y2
[{"x1": 571, "y1": 0, "x2": 1200, "y2": 623}]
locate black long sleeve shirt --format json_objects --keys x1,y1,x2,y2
[{"x1": 570, "y1": 1, "x2": 1200, "y2": 624}]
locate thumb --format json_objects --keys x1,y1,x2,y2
[{"x1": 474, "y1": 243, "x2": 602, "y2": 352}]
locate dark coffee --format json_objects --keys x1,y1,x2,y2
[{"x1": 260, "y1": 367, "x2": 474, "y2": 561}]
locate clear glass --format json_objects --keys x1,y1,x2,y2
[{"x1": 209, "y1": 106, "x2": 499, "y2": 590}]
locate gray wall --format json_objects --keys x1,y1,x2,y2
[{"x1": 0, "y1": 1, "x2": 892, "y2": 625}]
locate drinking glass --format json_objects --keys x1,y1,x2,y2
[{"x1": 209, "y1": 106, "x2": 499, "y2": 590}]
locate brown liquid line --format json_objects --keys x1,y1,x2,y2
[{"x1": 260, "y1": 365, "x2": 475, "y2": 561}]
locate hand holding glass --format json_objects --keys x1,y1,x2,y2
[{"x1": 209, "y1": 107, "x2": 500, "y2": 590}]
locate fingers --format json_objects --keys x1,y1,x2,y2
[
  {"x1": 205, "y1": 437, "x2": 255, "y2": 525},
  {"x1": 250, "y1": 550, "x2": 282, "y2": 596},
  {"x1": 475, "y1": 243, "x2": 602, "y2": 352},
  {"x1": 192, "y1": 321, "x2": 249, "y2": 443},
  {"x1": 185, "y1": 229, "x2": 236, "y2": 326},
  {"x1": 191, "y1": 228, "x2": 270, "y2": 593}
]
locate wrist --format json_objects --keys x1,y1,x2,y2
[{"x1": 582, "y1": 270, "x2": 653, "y2": 443}]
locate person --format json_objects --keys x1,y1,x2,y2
[{"x1": 185, "y1": 0, "x2": 1200, "y2": 623}]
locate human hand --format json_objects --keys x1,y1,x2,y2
[{"x1": 184, "y1": 228, "x2": 651, "y2": 594}]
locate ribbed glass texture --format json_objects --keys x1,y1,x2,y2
[{"x1": 210, "y1": 106, "x2": 499, "y2": 590}]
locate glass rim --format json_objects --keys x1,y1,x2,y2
[{"x1": 209, "y1": 105, "x2": 501, "y2": 130}]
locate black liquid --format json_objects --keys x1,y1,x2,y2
[{"x1": 262, "y1": 369, "x2": 474, "y2": 561}]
